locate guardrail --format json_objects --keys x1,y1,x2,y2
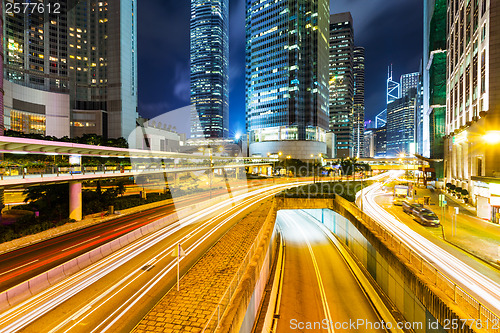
[
  {"x1": 202, "y1": 201, "x2": 277, "y2": 333},
  {"x1": 0, "y1": 163, "x2": 265, "y2": 182},
  {"x1": 336, "y1": 195, "x2": 500, "y2": 333}
]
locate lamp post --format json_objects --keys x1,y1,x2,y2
[
  {"x1": 286, "y1": 155, "x2": 291, "y2": 177},
  {"x1": 268, "y1": 152, "x2": 275, "y2": 183}
]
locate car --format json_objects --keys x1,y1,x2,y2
[
  {"x1": 393, "y1": 196, "x2": 406, "y2": 206},
  {"x1": 402, "y1": 201, "x2": 423, "y2": 215},
  {"x1": 415, "y1": 209, "x2": 440, "y2": 227},
  {"x1": 411, "y1": 205, "x2": 427, "y2": 216}
]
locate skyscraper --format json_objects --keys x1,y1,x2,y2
[
  {"x1": 3, "y1": 0, "x2": 71, "y2": 137},
  {"x1": 190, "y1": 0, "x2": 229, "y2": 139},
  {"x1": 353, "y1": 46, "x2": 365, "y2": 157},
  {"x1": 69, "y1": 0, "x2": 138, "y2": 140},
  {"x1": 400, "y1": 72, "x2": 419, "y2": 98},
  {"x1": 386, "y1": 90, "x2": 417, "y2": 157},
  {"x1": 423, "y1": 0, "x2": 446, "y2": 177},
  {"x1": 329, "y1": 13, "x2": 354, "y2": 158},
  {"x1": 2, "y1": 0, "x2": 138, "y2": 140},
  {"x1": 245, "y1": 0, "x2": 330, "y2": 159},
  {"x1": 387, "y1": 66, "x2": 400, "y2": 104}
]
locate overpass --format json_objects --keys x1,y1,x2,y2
[
  {"x1": 0, "y1": 136, "x2": 276, "y2": 220},
  {"x1": 323, "y1": 157, "x2": 429, "y2": 171}
]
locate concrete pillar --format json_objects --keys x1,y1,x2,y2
[{"x1": 69, "y1": 181, "x2": 82, "y2": 221}]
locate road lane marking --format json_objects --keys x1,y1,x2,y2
[
  {"x1": 113, "y1": 225, "x2": 131, "y2": 232},
  {"x1": 0, "y1": 260, "x2": 39, "y2": 277},
  {"x1": 288, "y1": 214, "x2": 334, "y2": 333},
  {"x1": 62, "y1": 236, "x2": 101, "y2": 252}
]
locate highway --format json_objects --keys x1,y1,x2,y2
[
  {"x1": 0, "y1": 181, "x2": 306, "y2": 332},
  {"x1": 0, "y1": 178, "x2": 276, "y2": 292},
  {"x1": 276, "y1": 210, "x2": 393, "y2": 333},
  {"x1": 359, "y1": 172, "x2": 500, "y2": 317}
]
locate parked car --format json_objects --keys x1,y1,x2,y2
[
  {"x1": 411, "y1": 205, "x2": 427, "y2": 216},
  {"x1": 393, "y1": 196, "x2": 406, "y2": 206},
  {"x1": 415, "y1": 209, "x2": 440, "y2": 227},
  {"x1": 402, "y1": 201, "x2": 423, "y2": 215}
]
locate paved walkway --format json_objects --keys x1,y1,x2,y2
[{"x1": 132, "y1": 200, "x2": 272, "y2": 333}]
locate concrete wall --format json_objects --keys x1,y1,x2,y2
[
  {"x1": 274, "y1": 197, "x2": 478, "y2": 333},
  {"x1": 216, "y1": 201, "x2": 280, "y2": 333}
]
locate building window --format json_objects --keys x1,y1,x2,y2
[
  {"x1": 481, "y1": 50, "x2": 486, "y2": 94},
  {"x1": 477, "y1": 158, "x2": 482, "y2": 176}
]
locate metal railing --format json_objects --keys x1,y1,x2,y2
[
  {"x1": 0, "y1": 163, "x2": 256, "y2": 181},
  {"x1": 335, "y1": 195, "x2": 500, "y2": 333},
  {"x1": 202, "y1": 201, "x2": 276, "y2": 332}
]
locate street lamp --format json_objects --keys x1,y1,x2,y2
[
  {"x1": 268, "y1": 152, "x2": 275, "y2": 183},
  {"x1": 483, "y1": 131, "x2": 500, "y2": 144}
]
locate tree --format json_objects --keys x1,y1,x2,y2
[
  {"x1": 23, "y1": 184, "x2": 69, "y2": 221},
  {"x1": 115, "y1": 180, "x2": 126, "y2": 197}
]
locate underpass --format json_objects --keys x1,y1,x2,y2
[{"x1": 275, "y1": 210, "x2": 403, "y2": 333}]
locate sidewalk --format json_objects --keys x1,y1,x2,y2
[
  {"x1": 132, "y1": 199, "x2": 273, "y2": 333},
  {"x1": 414, "y1": 187, "x2": 500, "y2": 268}
]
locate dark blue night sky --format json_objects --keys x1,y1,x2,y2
[{"x1": 137, "y1": 0, "x2": 423, "y2": 137}]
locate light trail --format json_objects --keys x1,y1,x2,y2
[
  {"x1": 0, "y1": 181, "x2": 309, "y2": 332},
  {"x1": 360, "y1": 172, "x2": 500, "y2": 315}
]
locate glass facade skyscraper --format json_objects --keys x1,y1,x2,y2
[
  {"x1": 245, "y1": 0, "x2": 330, "y2": 159},
  {"x1": 329, "y1": 13, "x2": 354, "y2": 158},
  {"x1": 190, "y1": 0, "x2": 229, "y2": 139},
  {"x1": 353, "y1": 46, "x2": 365, "y2": 158}
]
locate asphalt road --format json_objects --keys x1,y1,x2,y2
[
  {"x1": 276, "y1": 210, "x2": 386, "y2": 333},
  {"x1": 0, "y1": 178, "x2": 277, "y2": 292},
  {"x1": 0, "y1": 192, "x2": 207, "y2": 292},
  {"x1": 360, "y1": 174, "x2": 500, "y2": 317}
]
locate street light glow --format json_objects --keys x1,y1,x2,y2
[{"x1": 483, "y1": 131, "x2": 500, "y2": 144}]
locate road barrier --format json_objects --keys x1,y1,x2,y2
[
  {"x1": 333, "y1": 195, "x2": 500, "y2": 333},
  {"x1": 274, "y1": 195, "x2": 499, "y2": 333},
  {"x1": 202, "y1": 201, "x2": 280, "y2": 333}
]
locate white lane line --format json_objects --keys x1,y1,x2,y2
[
  {"x1": 62, "y1": 236, "x2": 101, "y2": 252},
  {"x1": 287, "y1": 213, "x2": 334, "y2": 333},
  {"x1": 113, "y1": 225, "x2": 130, "y2": 232},
  {"x1": 0, "y1": 260, "x2": 39, "y2": 277}
]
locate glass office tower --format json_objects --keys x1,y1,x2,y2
[
  {"x1": 245, "y1": 0, "x2": 330, "y2": 159},
  {"x1": 190, "y1": 0, "x2": 229, "y2": 139},
  {"x1": 353, "y1": 46, "x2": 365, "y2": 158}
]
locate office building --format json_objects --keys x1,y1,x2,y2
[
  {"x1": 444, "y1": 0, "x2": 500, "y2": 222},
  {"x1": 423, "y1": 0, "x2": 446, "y2": 180},
  {"x1": 387, "y1": 66, "x2": 400, "y2": 104},
  {"x1": 329, "y1": 12, "x2": 354, "y2": 158},
  {"x1": 401, "y1": 72, "x2": 419, "y2": 98},
  {"x1": 375, "y1": 109, "x2": 387, "y2": 128},
  {"x1": 364, "y1": 130, "x2": 375, "y2": 157},
  {"x1": 415, "y1": 65, "x2": 425, "y2": 155},
  {"x1": 386, "y1": 90, "x2": 417, "y2": 157},
  {"x1": 353, "y1": 46, "x2": 365, "y2": 157},
  {"x1": 245, "y1": 0, "x2": 330, "y2": 160},
  {"x1": 374, "y1": 125, "x2": 387, "y2": 157},
  {"x1": 3, "y1": 0, "x2": 70, "y2": 137},
  {"x1": 68, "y1": 0, "x2": 138, "y2": 140},
  {"x1": 3, "y1": 0, "x2": 138, "y2": 140},
  {"x1": 190, "y1": 0, "x2": 229, "y2": 139}
]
